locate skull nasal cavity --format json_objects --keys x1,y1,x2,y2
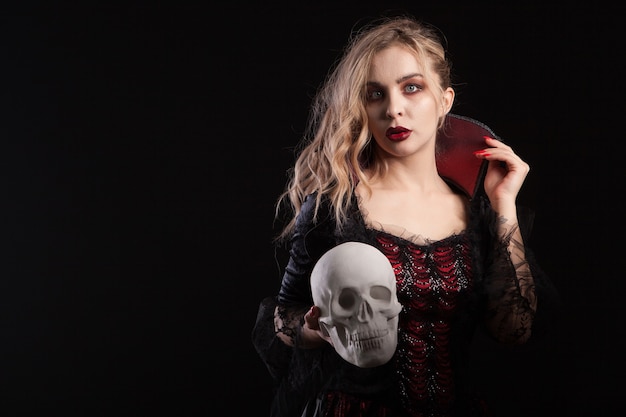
[{"x1": 357, "y1": 301, "x2": 373, "y2": 321}]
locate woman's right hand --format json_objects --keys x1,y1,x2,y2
[{"x1": 300, "y1": 306, "x2": 333, "y2": 348}]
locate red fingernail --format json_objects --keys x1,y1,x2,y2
[{"x1": 483, "y1": 136, "x2": 494, "y2": 141}]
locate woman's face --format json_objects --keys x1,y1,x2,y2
[{"x1": 365, "y1": 45, "x2": 453, "y2": 158}]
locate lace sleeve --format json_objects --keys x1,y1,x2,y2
[
  {"x1": 483, "y1": 220, "x2": 536, "y2": 344},
  {"x1": 477, "y1": 197, "x2": 557, "y2": 345},
  {"x1": 252, "y1": 193, "x2": 336, "y2": 377}
]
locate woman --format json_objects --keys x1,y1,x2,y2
[{"x1": 253, "y1": 14, "x2": 555, "y2": 417}]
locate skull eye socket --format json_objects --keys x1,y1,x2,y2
[
  {"x1": 370, "y1": 285, "x2": 392, "y2": 301},
  {"x1": 337, "y1": 289, "x2": 357, "y2": 310},
  {"x1": 335, "y1": 286, "x2": 393, "y2": 312}
]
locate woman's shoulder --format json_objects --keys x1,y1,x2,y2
[
  {"x1": 298, "y1": 192, "x2": 330, "y2": 222},
  {"x1": 298, "y1": 191, "x2": 370, "y2": 240},
  {"x1": 293, "y1": 192, "x2": 335, "y2": 236}
]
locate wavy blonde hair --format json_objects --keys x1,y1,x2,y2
[{"x1": 276, "y1": 15, "x2": 453, "y2": 241}]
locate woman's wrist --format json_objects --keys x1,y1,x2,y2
[
  {"x1": 297, "y1": 324, "x2": 326, "y2": 349},
  {"x1": 491, "y1": 199, "x2": 517, "y2": 225}
]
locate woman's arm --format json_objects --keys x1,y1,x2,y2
[
  {"x1": 483, "y1": 210, "x2": 537, "y2": 344},
  {"x1": 475, "y1": 137, "x2": 537, "y2": 344},
  {"x1": 254, "y1": 192, "x2": 335, "y2": 364}
]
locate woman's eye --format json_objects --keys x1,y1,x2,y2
[
  {"x1": 367, "y1": 90, "x2": 383, "y2": 101},
  {"x1": 405, "y1": 84, "x2": 422, "y2": 93}
]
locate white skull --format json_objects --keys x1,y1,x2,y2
[{"x1": 311, "y1": 241, "x2": 402, "y2": 368}]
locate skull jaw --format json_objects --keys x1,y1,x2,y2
[{"x1": 322, "y1": 317, "x2": 399, "y2": 368}]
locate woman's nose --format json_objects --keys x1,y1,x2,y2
[{"x1": 385, "y1": 95, "x2": 403, "y2": 118}]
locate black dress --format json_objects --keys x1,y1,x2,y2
[{"x1": 252, "y1": 187, "x2": 557, "y2": 417}]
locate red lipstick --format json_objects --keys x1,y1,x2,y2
[{"x1": 385, "y1": 126, "x2": 412, "y2": 142}]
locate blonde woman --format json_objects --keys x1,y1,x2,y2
[{"x1": 253, "y1": 14, "x2": 556, "y2": 417}]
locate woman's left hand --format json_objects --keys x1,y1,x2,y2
[{"x1": 474, "y1": 136, "x2": 530, "y2": 211}]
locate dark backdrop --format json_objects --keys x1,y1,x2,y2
[{"x1": 1, "y1": 2, "x2": 623, "y2": 416}]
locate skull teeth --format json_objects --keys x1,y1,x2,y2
[{"x1": 348, "y1": 328, "x2": 390, "y2": 351}]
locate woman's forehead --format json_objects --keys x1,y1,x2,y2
[{"x1": 368, "y1": 46, "x2": 427, "y2": 78}]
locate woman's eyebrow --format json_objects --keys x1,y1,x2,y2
[
  {"x1": 366, "y1": 73, "x2": 424, "y2": 87},
  {"x1": 396, "y1": 73, "x2": 423, "y2": 83}
]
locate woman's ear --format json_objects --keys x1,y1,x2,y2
[{"x1": 441, "y1": 87, "x2": 455, "y2": 116}]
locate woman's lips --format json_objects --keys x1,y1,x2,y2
[{"x1": 386, "y1": 126, "x2": 412, "y2": 142}]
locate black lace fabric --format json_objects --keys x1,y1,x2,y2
[
  {"x1": 482, "y1": 221, "x2": 536, "y2": 344},
  {"x1": 252, "y1": 191, "x2": 558, "y2": 417}
]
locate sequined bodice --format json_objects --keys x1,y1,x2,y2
[{"x1": 376, "y1": 230, "x2": 473, "y2": 417}]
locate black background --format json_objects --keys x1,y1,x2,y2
[{"x1": 0, "y1": 2, "x2": 624, "y2": 416}]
